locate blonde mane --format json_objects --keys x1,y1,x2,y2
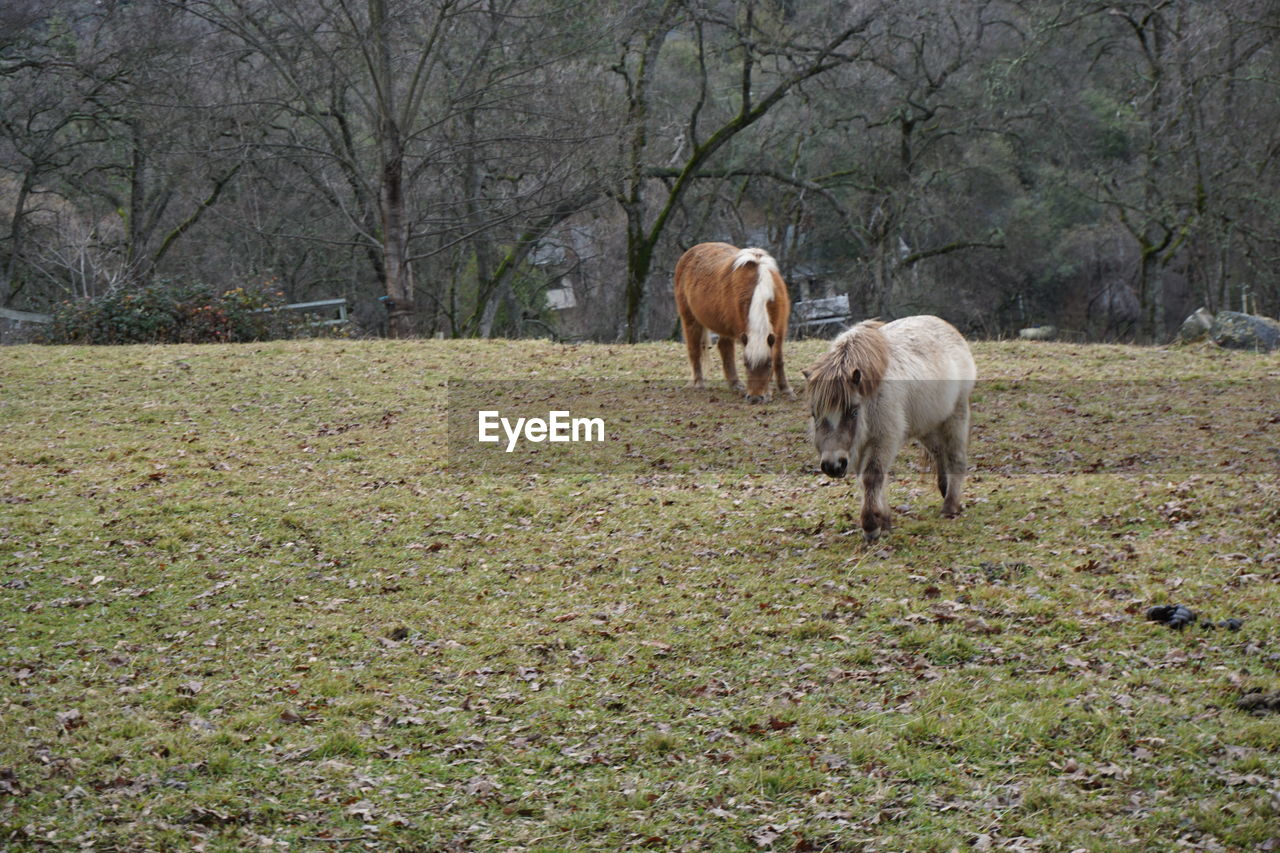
[
  {"x1": 732, "y1": 248, "x2": 778, "y2": 368},
  {"x1": 805, "y1": 320, "x2": 890, "y2": 414}
]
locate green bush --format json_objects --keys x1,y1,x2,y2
[{"x1": 42, "y1": 280, "x2": 306, "y2": 345}]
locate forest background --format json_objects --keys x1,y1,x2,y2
[{"x1": 2, "y1": 0, "x2": 1277, "y2": 343}]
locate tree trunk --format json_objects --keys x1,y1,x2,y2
[
  {"x1": 873, "y1": 238, "x2": 891, "y2": 319},
  {"x1": 623, "y1": 208, "x2": 653, "y2": 342},
  {"x1": 1136, "y1": 245, "x2": 1158, "y2": 342},
  {"x1": 381, "y1": 150, "x2": 417, "y2": 339},
  {"x1": 125, "y1": 119, "x2": 152, "y2": 286},
  {"x1": 370, "y1": 0, "x2": 416, "y2": 338},
  {"x1": 464, "y1": 110, "x2": 500, "y2": 338},
  {"x1": 2, "y1": 170, "x2": 34, "y2": 307},
  {"x1": 477, "y1": 282, "x2": 502, "y2": 338}
]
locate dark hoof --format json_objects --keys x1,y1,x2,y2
[{"x1": 861, "y1": 512, "x2": 891, "y2": 543}]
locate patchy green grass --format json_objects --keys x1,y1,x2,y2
[{"x1": 1, "y1": 337, "x2": 1278, "y2": 852}]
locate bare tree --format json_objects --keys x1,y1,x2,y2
[
  {"x1": 1, "y1": 4, "x2": 246, "y2": 305},
  {"x1": 1034, "y1": 0, "x2": 1279, "y2": 337},
  {"x1": 606, "y1": 1, "x2": 874, "y2": 341},
  {"x1": 4, "y1": 0, "x2": 1278, "y2": 339},
  {"x1": 807, "y1": 1, "x2": 1019, "y2": 317},
  {"x1": 181, "y1": 0, "x2": 605, "y2": 338}
]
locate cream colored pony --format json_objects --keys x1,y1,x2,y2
[{"x1": 803, "y1": 316, "x2": 976, "y2": 542}]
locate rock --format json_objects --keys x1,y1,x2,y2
[
  {"x1": 1209, "y1": 310, "x2": 1280, "y2": 352},
  {"x1": 1236, "y1": 691, "x2": 1280, "y2": 715},
  {"x1": 1018, "y1": 325, "x2": 1057, "y2": 341},
  {"x1": 1146, "y1": 603, "x2": 1196, "y2": 630},
  {"x1": 1175, "y1": 307, "x2": 1214, "y2": 343}
]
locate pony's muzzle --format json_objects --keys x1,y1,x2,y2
[
  {"x1": 820, "y1": 455, "x2": 849, "y2": 478},
  {"x1": 746, "y1": 394, "x2": 767, "y2": 404}
]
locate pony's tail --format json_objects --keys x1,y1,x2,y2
[{"x1": 733, "y1": 248, "x2": 777, "y2": 367}]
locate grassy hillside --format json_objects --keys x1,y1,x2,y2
[{"x1": 1, "y1": 338, "x2": 1278, "y2": 852}]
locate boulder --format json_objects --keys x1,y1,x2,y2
[
  {"x1": 1018, "y1": 325, "x2": 1056, "y2": 341},
  {"x1": 1174, "y1": 307, "x2": 1214, "y2": 344},
  {"x1": 1209, "y1": 311, "x2": 1280, "y2": 352}
]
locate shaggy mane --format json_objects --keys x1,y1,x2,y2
[{"x1": 805, "y1": 320, "x2": 889, "y2": 414}]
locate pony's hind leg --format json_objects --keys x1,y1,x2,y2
[
  {"x1": 939, "y1": 451, "x2": 966, "y2": 518},
  {"x1": 681, "y1": 317, "x2": 707, "y2": 389},
  {"x1": 717, "y1": 336, "x2": 745, "y2": 393},
  {"x1": 937, "y1": 400, "x2": 971, "y2": 518},
  {"x1": 921, "y1": 435, "x2": 949, "y2": 502}
]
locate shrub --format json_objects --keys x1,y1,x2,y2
[{"x1": 42, "y1": 280, "x2": 306, "y2": 345}]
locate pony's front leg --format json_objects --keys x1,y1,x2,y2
[
  {"x1": 717, "y1": 336, "x2": 745, "y2": 394},
  {"x1": 859, "y1": 458, "x2": 892, "y2": 542},
  {"x1": 773, "y1": 343, "x2": 795, "y2": 400}
]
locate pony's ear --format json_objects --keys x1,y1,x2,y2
[
  {"x1": 767, "y1": 333, "x2": 776, "y2": 349},
  {"x1": 800, "y1": 367, "x2": 811, "y2": 381}
]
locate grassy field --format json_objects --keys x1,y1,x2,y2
[{"x1": 1, "y1": 337, "x2": 1278, "y2": 852}]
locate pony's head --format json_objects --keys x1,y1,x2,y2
[
  {"x1": 802, "y1": 320, "x2": 889, "y2": 478},
  {"x1": 739, "y1": 330, "x2": 777, "y2": 402},
  {"x1": 733, "y1": 249, "x2": 779, "y2": 403}
]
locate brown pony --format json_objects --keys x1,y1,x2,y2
[{"x1": 673, "y1": 242, "x2": 793, "y2": 403}]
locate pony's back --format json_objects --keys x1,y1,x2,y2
[
  {"x1": 879, "y1": 316, "x2": 976, "y2": 382},
  {"x1": 674, "y1": 243, "x2": 787, "y2": 360},
  {"x1": 876, "y1": 316, "x2": 975, "y2": 434}
]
